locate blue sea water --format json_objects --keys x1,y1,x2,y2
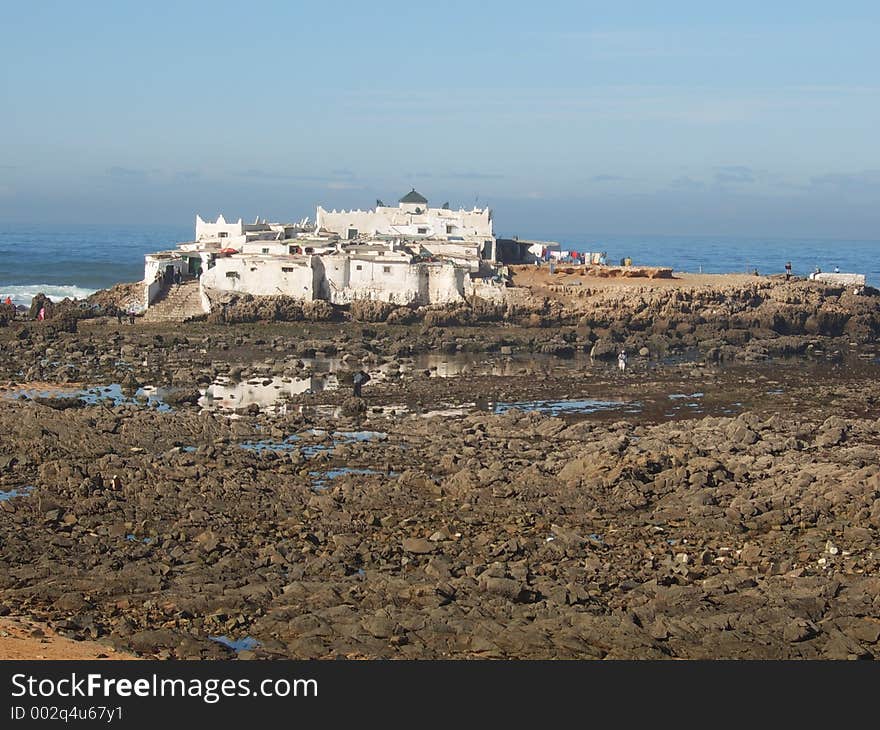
[
  {"x1": 0, "y1": 223, "x2": 877, "y2": 307},
  {"x1": 0, "y1": 223, "x2": 189, "y2": 306},
  {"x1": 559, "y1": 234, "x2": 880, "y2": 286}
]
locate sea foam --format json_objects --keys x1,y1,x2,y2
[{"x1": 0, "y1": 284, "x2": 98, "y2": 307}]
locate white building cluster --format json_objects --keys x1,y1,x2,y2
[{"x1": 144, "y1": 190, "x2": 514, "y2": 312}]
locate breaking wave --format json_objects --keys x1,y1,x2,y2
[{"x1": 0, "y1": 284, "x2": 98, "y2": 307}]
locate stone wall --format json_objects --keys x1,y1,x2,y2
[{"x1": 317, "y1": 204, "x2": 492, "y2": 240}]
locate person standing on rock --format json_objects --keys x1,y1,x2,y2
[
  {"x1": 618, "y1": 350, "x2": 627, "y2": 372},
  {"x1": 352, "y1": 369, "x2": 370, "y2": 397},
  {"x1": 785, "y1": 261, "x2": 792, "y2": 280}
]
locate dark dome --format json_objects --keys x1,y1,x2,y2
[{"x1": 399, "y1": 188, "x2": 428, "y2": 204}]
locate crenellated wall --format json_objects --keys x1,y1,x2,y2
[
  {"x1": 316, "y1": 204, "x2": 493, "y2": 241},
  {"x1": 195, "y1": 214, "x2": 245, "y2": 244}
]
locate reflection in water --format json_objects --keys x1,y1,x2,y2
[
  {"x1": 6, "y1": 384, "x2": 171, "y2": 411},
  {"x1": 197, "y1": 353, "x2": 591, "y2": 414},
  {"x1": 0, "y1": 486, "x2": 33, "y2": 501},
  {"x1": 490, "y1": 398, "x2": 640, "y2": 416},
  {"x1": 200, "y1": 375, "x2": 339, "y2": 413},
  {"x1": 310, "y1": 467, "x2": 397, "y2": 491},
  {"x1": 239, "y1": 429, "x2": 387, "y2": 457},
  {"x1": 210, "y1": 636, "x2": 260, "y2": 652},
  {"x1": 124, "y1": 534, "x2": 153, "y2": 544},
  {"x1": 309, "y1": 353, "x2": 567, "y2": 379}
]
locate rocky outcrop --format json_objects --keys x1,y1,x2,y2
[
  {"x1": 204, "y1": 294, "x2": 336, "y2": 324},
  {"x1": 1, "y1": 349, "x2": 880, "y2": 659}
]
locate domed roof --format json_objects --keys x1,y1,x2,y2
[{"x1": 399, "y1": 188, "x2": 428, "y2": 204}]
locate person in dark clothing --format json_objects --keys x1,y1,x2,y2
[
  {"x1": 352, "y1": 370, "x2": 371, "y2": 397},
  {"x1": 785, "y1": 261, "x2": 792, "y2": 281},
  {"x1": 116, "y1": 306, "x2": 123, "y2": 324},
  {"x1": 174, "y1": 269, "x2": 182, "y2": 285}
]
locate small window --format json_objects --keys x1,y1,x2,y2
[
  {"x1": 304, "y1": 247, "x2": 314, "y2": 254},
  {"x1": 417, "y1": 227, "x2": 428, "y2": 234},
  {"x1": 225, "y1": 271, "x2": 239, "y2": 279},
  {"x1": 383, "y1": 266, "x2": 391, "y2": 274},
  {"x1": 347, "y1": 228, "x2": 358, "y2": 240},
  {"x1": 282, "y1": 266, "x2": 294, "y2": 273},
  {"x1": 355, "y1": 264, "x2": 362, "y2": 271},
  {"x1": 446, "y1": 225, "x2": 454, "y2": 234},
  {"x1": 261, "y1": 247, "x2": 269, "y2": 254},
  {"x1": 218, "y1": 231, "x2": 228, "y2": 238}
]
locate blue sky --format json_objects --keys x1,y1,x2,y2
[{"x1": 1, "y1": 0, "x2": 879, "y2": 238}]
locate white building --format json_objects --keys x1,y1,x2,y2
[
  {"x1": 194, "y1": 214, "x2": 245, "y2": 245},
  {"x1": 143, "y1": 191, "x2": 507, "y2": 313},
  {"x1": 316, "y1": 189, "x2": 495, "y2": 254},
  {"x1": 199, "y1": 240, "x2": 473, "y2": 307}
]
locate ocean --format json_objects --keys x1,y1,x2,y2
[{"x1": 0, "y1": 223, "x2": 878, "y2": 307}]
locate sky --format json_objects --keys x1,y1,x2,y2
[{"x1": 1, "y1": 0, "x2": 879, "y2": 239}]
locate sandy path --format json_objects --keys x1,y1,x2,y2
[
  {"x1": 510, "y1": 265, "x2": 775, "y2": 291},
  {"x1": 0, "y1": 617, "x2": 139, "y2": 660}
]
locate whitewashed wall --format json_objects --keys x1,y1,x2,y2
[
  {"x1": 417, "y1": 241, "x2": 485, "y2": 270},
  {"x1": 341, "y1": 259, "x2": 423, "y2": 304},
  {"x1": 241, "y1": 241, "x2": 289, "y2": 256},
  {"x1": 144, "y1": 280, "x2": 163, "y2": 308},
  {"x1": 195, "y1": 215, "x2": 245, "y2": 243},
  {"x1": 143, "y1": 255, "x2": 187, "y2": 303},
  {"x1": 466, "y1": 278, "x2": 508, "y2": 303},
  {"x1": 427, "y1": 263, "x2": 467, "y2": 304},
  {"x1": 319, "y1": 254, "x2": 350, "y2": 301},
  {"x1": 197, "y1": 254, "x2": 467, "y2": 307},
  {"x1": 201, "y1": 256, "x2": 319, "y2": 299},
  {"x1": 316, "y1": 205, "x2": 493, "y2": 239}
]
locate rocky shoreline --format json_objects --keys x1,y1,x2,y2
[{"x1": 1, "y1": 276, "x2": 879, "y2": 659}]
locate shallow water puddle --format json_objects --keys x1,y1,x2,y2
[
  {"x1": 239, "y1": 429, "x2": 387, "y2": 457},
  {"x1": 200, "y1": 375, "x2": 339, "y2": 413},
  {"x1": 124, "y1": 534, "x2": 153, "y2": 544},
  {"x1": 9, "y1": 384, "x2": 171, "y2": 411},
  {"x1": 238, "y1": 437, "x2": 299, "y2": 454},
  {"x1": 210, "y1": 636, "x2": 260, "y2": 652},
  {"x1": 0, "y1": 486, "x2": 33, "y2": 501},
  {"x1": 309, "y1": 467, "x2": 397, "y2": 491},
  {"x1": 490, "y1": 398, "x2": 641, "y2": 417},
  {"x1": 195, "y1": 353, "x2": 605, "y2": 414},
  {"x1": 320, "y1": 429, "x2": 387, "y2": 442}
]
